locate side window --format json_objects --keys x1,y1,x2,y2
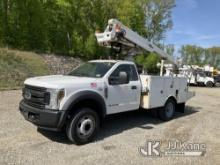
[
  {"x1": 110, "y1": 64, "x2": 138, "y2": 81},
  {"x1": 110, "y1": 65, "x2": 131, "y2": 80},
  {"x1": 130, "y1": 65, "x2": 138, "y2": 81}
]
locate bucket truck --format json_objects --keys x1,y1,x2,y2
[{"x1": 19, "y1": 19, "x2": 195, "y2": 144}]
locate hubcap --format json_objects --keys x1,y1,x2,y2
[
  {"x1": 165, "y1": 102, "x2": 174, "y2": 118},
  {"x1": 76, "y1": 115, "x2": 95, "y2": 138}
]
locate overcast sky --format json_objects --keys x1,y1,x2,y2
[{"x1": 165, "y1": 0, "x2": 220, "y2": 56}]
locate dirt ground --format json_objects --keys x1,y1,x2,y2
[{"x1": 0, "y1": 87, "x2": 220, "y2": 165}]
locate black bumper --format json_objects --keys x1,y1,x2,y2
[{"x1": 19, "y1": 100, "x2": 67, "y2": 131}]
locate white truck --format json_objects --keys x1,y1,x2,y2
[
  {"x1": 19, "y1": 19, "x2": 195, "y2": 144},
  {"x1": 179, "y1": 65, "x2": 215, "y2": 87},
  {"x1": 165, "y1": 64, "x2": 215, "y2": 87}
]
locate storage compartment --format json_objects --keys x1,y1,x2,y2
[{"x1": 140, "y1": 75, "x2": 188, "y2": 109}]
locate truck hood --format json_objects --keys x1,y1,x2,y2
[{"x1": 24, "y1": 75, "x2": 98, "y2": 89}]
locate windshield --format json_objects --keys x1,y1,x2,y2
[{"x1": 68, "y1": 62, "x2": 115, "y2": 78}]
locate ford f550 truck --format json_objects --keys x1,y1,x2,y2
[
  {"x1": 20, "y1": 60, "x2": 194, "y2": 144},
  {"x1": 19, "y1": 19, "x2": 194, "y2": 144}
]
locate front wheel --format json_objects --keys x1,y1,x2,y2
[
  {"x1": 158, "y1": 99, "x2": 176, "y2": 121},
  {"x1": 66, "y1": 108, "x2": 100, "y2": 145}
]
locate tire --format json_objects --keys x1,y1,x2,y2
[
  {"x1": 158, "y1": 99, "x2": 176, "y2": 121},
  {"x1": 206, "y1": 81, "x2": 213, "y2": 87},
  {"x1": 215, "y1": 82, "x2": 220, "y2": 87},
  {"x1": 66, "y1": 107, "x2": 100, "y2": 145}
]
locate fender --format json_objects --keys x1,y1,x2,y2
[
  {"x1": 164, "y1": 95, "x2": 177, "y2": 105},
  {"x1": 204, "y1": 78, "x2": 214, "y2": 84},
  {"x1": 61, "y1": 90, "x2": 106, "y2": 117}
]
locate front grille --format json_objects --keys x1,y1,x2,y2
[{"x1": 23, "y1": 85, "x2": 50, "y2": 109}]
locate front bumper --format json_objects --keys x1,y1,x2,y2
[{"x1": 19, "y1": 100, "x2": 67, "y2": 131}]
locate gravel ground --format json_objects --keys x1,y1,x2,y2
[{"x1": 0, "y1": 87, "x2": 220, "y2": 165}]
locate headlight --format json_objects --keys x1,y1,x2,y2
[{"x1": 46, "y1": 89, "x2": 65, "y2": 110}]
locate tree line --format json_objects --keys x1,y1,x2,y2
[
  {"x1": 1, "y1": 1, "x2": 219, "y2": 70},
  {"x1": 179, "y1": 45, "x2": 220, "y2": 69},
  {"x1": 0, "y1": 0, "x2": 175, "y2": 60}
]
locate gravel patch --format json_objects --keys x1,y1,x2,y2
[{"x1": 0, "y1": 87, "x2": 219, "y2": 165}]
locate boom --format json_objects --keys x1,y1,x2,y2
[{"x1": 95, "y1": 19, "x2": 177, "y2": 68}]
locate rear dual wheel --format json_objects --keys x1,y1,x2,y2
[
  {"x1": 206, "y1": 81, "x2": 214, "y2": 87},
  {"x1": 158, "y1": 99, "x2": 176, "y2": 121}
]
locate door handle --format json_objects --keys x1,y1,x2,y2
[{"x1": 131, "y1": 86, "x2": 137, "y2": 90}]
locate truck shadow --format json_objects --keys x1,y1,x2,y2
[
  {"x1": 37, "y1": 106, "x2": 200, "y2": 144},
  {"x1": 97, "y1": 106, "x2": 200, "y2": 141}
]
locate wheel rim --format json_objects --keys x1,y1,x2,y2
[
  {"x1": 165, "y1": 102, "x2": 174, "y2": 118},
  {"x1": 207, "y1": 82, "x2": 212, "y2": 87},
  {"x1": 76, "y1": 115, "x2": 95, "y2": 139}
]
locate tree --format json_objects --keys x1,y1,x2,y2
[
  {"x1": 0, "y1": 0, "x2": 3, "y2": 45},
  {"x1": 133, "y1": 0, "x2": 175, "y2": 74},
  {"x1": 179, "y1": 45, "x2": 220, "y2": 69},
  {"x1": 135, "y1": 53, "x2": 160, "y2": 74},
  {"x1": 1, "y1": 0, "x2": 9, "y2": 45},
  {"x1": 0, "y1": 0, "x2": 176, "y2": 63},
  {"x1": 144, "y1": 0, "x2": 175, "y2": 42},
  {"x1": 206, "y1": 47, "x2": 220, "y2": 68},
  {"x1": 165, "y1": 44, "x2": 175, "y2": 56},
  {"x1": 179, "y1": 45, "x2": 204, "y2": 65}
]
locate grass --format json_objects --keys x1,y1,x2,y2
[{"x1": 0, "y1": 48, "x2": 49, "y2": 90}]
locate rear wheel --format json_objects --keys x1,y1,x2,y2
[
  {"x1": 206, "y1": 81, "x2": 213, "y2": 87},
  {"x1": 66, "y1": 108, "x2": 100, "y2": 145},
  {"x1": 158, "y1": 99, "x2": 176, "y2": 121}
]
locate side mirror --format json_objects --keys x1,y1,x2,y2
[
  {"x1": 119, "y1": 71, "x2": 129, "y2": 84},
  {"x1": 109, "y1": 71, "x2": 129, "y2": 85}
]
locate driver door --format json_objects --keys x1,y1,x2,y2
[{"x1": 106, "y1": 64, "x2": 141, "y2": 114}]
